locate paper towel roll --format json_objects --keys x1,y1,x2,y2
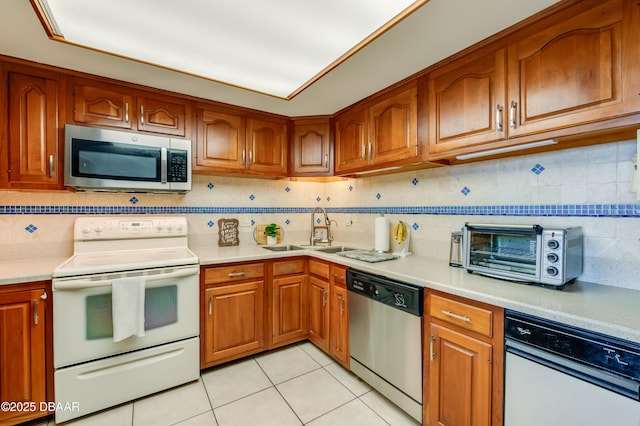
[{"x1": 374, "y1": 216, "x2": 390, "y2": 252}]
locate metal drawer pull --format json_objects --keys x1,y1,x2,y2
[
  {"x1": 442, "y1": 310, "x2": 471, "y2": 322},
  {"x1": 227, "y1": 271, "x2": 246, "y2": 277},
  {"x1": 332, "y1": 273, "x2": 344, "y2": 280}
]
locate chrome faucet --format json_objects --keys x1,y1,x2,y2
[{"x1": 310, "y1": 207, "x2": 330, "y2": 246}]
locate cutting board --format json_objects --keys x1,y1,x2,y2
[{"x1": 254, "y1": 224, "x2": 283, "y2": 245}]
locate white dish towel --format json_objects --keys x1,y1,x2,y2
[{"x1": 112, "y1": 276, "x2": 146, "y2": 342}]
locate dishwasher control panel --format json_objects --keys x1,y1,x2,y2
[{"x1": 347, "y1": 269, "x2": 423, "y2": 316}]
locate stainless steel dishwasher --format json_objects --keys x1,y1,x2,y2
[
  {"x1": 347, "y1": 269, "x2": 424, "y2": 422},
  {"x1": 505, "y1": 311, "x2": 640, "y2": 426}
]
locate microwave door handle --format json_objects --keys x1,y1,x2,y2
[
  {"x1": 53, "y1": 266, "x2": 199, "y2": 290},
  {"x1": 161, "y1": 147, "x2": 168, "y2": 184}
]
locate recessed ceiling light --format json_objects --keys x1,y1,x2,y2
[{"x1": 31, "y1": 0, "x2": 426, "y2": 99}]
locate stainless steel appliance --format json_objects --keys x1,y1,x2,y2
[
  {"x1": 504, "y1": 311, "x2": 640, "y2": 426},
  {"x1": 347, "y1": 269, "x2": 424, "y2": 422},
  {"x1": 52, "y1": 216, "x2": 199, "y2": 423},
  {"x1": 65, "y1": 124, "x2": 191, "y2": 192},
  {"x1": 463, "y1": 223, "x2": 583, "y2": 288},
  {"x1": 449, "y1": 231, "x2": 463, "y2": 267}
]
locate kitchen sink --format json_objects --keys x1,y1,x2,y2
[
  {"x1": 262, "y1": 245, "x2": 304, "y2": 252},
  {"x1": 315, "y1": 246, "x2": 357, "y2": 254}
]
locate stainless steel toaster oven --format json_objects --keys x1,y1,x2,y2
[{"x1": 462, "y1": 223, "x2": 583, "y2": 288}]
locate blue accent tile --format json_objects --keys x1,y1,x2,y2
[
  {"x1": 25, "y1": 224, "x2": 38, "y2": 233},
  {"x1": 348, "y1": 185, "x2": 353, "y2": 191},
  {"x1": 326, "y1": 197, "x2": 331, "y2": 202},
  {"x1": 207, "y1": 182, "x2": 214, "y2": 190},
  {"x1": 461, "y1": 187, "x2": 471, "y2": 196},
  {"x1": 412, "y1": 178, "x2": 419, "y2": 186},
  {"x1": 249, "y1": 194, "x2": 255, "y2": 201},
  {"x1": 251, "y1": 219, "x2": 255, "y2": 226},
  {"x1": 376, "y1": 193, "x2": 382, "y2": 200},
  {"x1": 285, "y1": 219, "x2": 291, "y2": 225},
  {"x1": 316, "y1": 196, "x2": 321, "y2": 202},
  {"x1": 207, "y1": 220, "x2": 215, "y2": 227},
  {"x1": 531, "y1": 163, "x2": 545, "y2": 175},
  {"x1": 285, "y1": 186, "x2": 291, "y2": 192},
  {"x1": 316, "y1": 218, "x2": 322, "y2": 224},
  {"x1": 129, "y1": 196, "x2": 138, "y2": 204},
  {"x1": 412, "y1": 223, "x2": 419, "y2": 231}
]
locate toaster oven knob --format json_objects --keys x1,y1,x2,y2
[
  {"x1": 546, "y1": 266, "x2": 559, "y2": 276},
  {"x1": 547, "y1": 240, "x2": 560, "y2": 250},
  {"x1": 546, "y1": 253, "x2": 559, "y2": 263}
]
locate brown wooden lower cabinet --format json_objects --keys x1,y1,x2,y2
[
  {"x1": 0, "y1": 284, "x2": 49, "y2": 425},
  {"x1": 308, "y1": 275, "x2": 330, "y2": 352},
  {"x1": 271, "y1": 274, "x2": 308, "y2": 347},
  {"x1": 425, "y1": 291, "x2": 504, "y2": 426}
]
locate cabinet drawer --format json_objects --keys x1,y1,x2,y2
[
  {"x1": 429, "y1": 294, "x2": 493, "y2": 337},
  {"x1": 204, "y1": 263, "x2": 264, "y2": 284},
  {"x1": 330, "y1": 265, "x2": 348, "y2": 287},
  {"x1": 272, "y1": 259, "x2": 306, "y2": 277},
  {"x1": 309, "y1": 259, "x2": 330, "y2": 279}
]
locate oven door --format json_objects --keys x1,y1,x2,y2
[
  {"x1": 463, "y1": 224, "x2": 542, "y2": 281},
  {"x1": 52, "y1": 265, "x2": 199, "y2": 368}
]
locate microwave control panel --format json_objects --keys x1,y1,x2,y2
[{"x1": 168, "y1": 149, "x2": 189, "y2": 182}]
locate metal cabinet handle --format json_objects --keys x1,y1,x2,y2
[
  {"x1": 442, "y1": 310, "x2": 471, "y2": 322},
  {"x1": 332, "y1": 273, "x2": 344, "y2": 280},
  {"x1": 496, "y1": 104, "x2": 503, "y2": 131},
  {"x1": 227, "y1": 271, "x2": 246, "y2": 277},
  {"x1": 33, "y1": 299, "x2": 39, "y2": 325},
  {"x1": 361, "y1": 142, "x2": 366, "y2": 160},
  {"x1": 339, "y1": 295, "x2": 344, "y2": 314},
  {"x1": 324, "y1": 153, "x2": 328, "y2": 168},
  {"x1": 49, "y1": 155, "x2": 54, "y2": 177},
  {"x1": 125, "y1": 102, "x2": 129, "y2": 122},
  {"x1": 430, "y1": 335, "x2": 436, "y2": 361},
  {"x1": 140, "y1": 105, "x2": 145, "y2": 125},
  {"x1": 208, "y1": 295, "x2": 212, "y2": 316},
  {"x1": 322, "y1": 289, "x2": 327, "y2": 307},
  {"x1": 509, "y1": 100, "x2": 517, "y2": 128},
  {"x1": 249, "y1": 150, "x2": 253, "y2": 165},
  {"x1": 242, "y1": 149, "x2": 246, "y2": 165},
  {"x1": 367, "y1": 141, "x2": 372, "y2": 162}
]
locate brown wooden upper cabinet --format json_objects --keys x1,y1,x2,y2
[
  {"x1": 2, "y1": 64, "x2": 63, "y2": 190},
  {"x1": 291, "y1": 117, "x2": 332, "y2": 176},
  {"x1": 335, "y1": 82, "x2": 419, "y2": 174},
  {"x1": 71, "y1": 79, "x2": 189, "y2": 137},
  {"x1": 427, "y1": 0, "x2": 640, "y2": 160},
  {"x1": 195, "y1": 105, "x2": 288, "y2": 176}
]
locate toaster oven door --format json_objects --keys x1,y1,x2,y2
[{"x1": 463, "y1": 224, "x2": 542, "y2": 281}]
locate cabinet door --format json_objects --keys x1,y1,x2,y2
[
  {"x1": 203, "y1": 281, "x2": 265, "y2": 365},
  {"x1": 369, "y1": 85, "x2": 419, "y2": 165},
  {"x1": 329, "y1": 284, "x2": 349, "y2": 368},
  {"x1": 195, "y1": 108, "x2": 245, "y2": 171},
  {"x1": 0, "y1": 289, "x2": 47, "y2": 425},
  {"x1": 334, "y1": 107, "x2": 369, "y2": 173},
  {"x1": 291, "y1": 119, "x2": 332, "y2": 176},
  {"x1": 429, "y1": 323, "x2": 492, "y2": 426},
  {"x1": 271, "y1": 275, "x2": 307, "y2": 346},
  {"x1": 7, "y1": 70, "x2": 61, "y2": 189},
  {"x1": 246, "y1": 118, "x2": 288, "y2": 175},
  {"x1": 507, "y1": 0, "x2": 639, "y2": 137},
  {"x1": 428, "y1": 49, "x2": 507, "y2": 157},
  {"x1": 137, "y1": 95, "x2": 187, "y2": 137},
  {"x1": 73, "y1": 83, "x2": 133, "y2": 129},
  {"x1": 308, "y1": 276, "x2": 330, "y2": 352}
]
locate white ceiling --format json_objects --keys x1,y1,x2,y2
[{"x1": 1, "y1": 0, "x2": 560, "y2": 116}]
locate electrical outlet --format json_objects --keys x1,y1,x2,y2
[{"x1": 239, "y1": 215, "x2": 251, "y2": 227}]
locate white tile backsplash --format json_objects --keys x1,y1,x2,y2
[{"x1": 1, "y1": 139, "x2": 638, "y2": 289}]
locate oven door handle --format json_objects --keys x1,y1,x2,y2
[{"x1": 53, "y1": 266, "x2": 199, "y2": 290}]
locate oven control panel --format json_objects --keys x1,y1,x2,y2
[{"x1": 74, "y1": 216, "x2": 188, "y2": 240}]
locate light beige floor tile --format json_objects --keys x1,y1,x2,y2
[
  {"x1": 213, "y1": 387, "x2": 300, "y2": 426},
  {"x1": 276, "y1": 368, "x2": 355, "y2": 423},
  {"x1": 324, "y1": 362, "x2": 372, "y2": 397},
  {"x1": 255, "y1": 345, "x2": 321, "y2": 384},
  {"x1": 306, "y1": 399, "x2": 388, "y2": 426},
  {"x1": 298, "y1": 341, "x2": 334, "y2": 366},
  {"x1": 202, "y1": 358, "x2": 272, "y2": 408},
  {"x1": 359, "y1": 390, "x2": 421, "y2": 426},
  {"x1": 53, "y1": 403, "x2": 132, "y2": 426},
  {"x1": 173, "y1": 410, "x2": 217, "y2": 426},
  {"x1": 133, "y1": 379, "x2": 211, "y2": 426}
]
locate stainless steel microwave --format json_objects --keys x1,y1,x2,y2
[
  {"x1": 462, "y1": 223, "x2": 583, "y2": 288},
  {"x1": 64, "y1": 124, "x2": 191, "y2": 193}
]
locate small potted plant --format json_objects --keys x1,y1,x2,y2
[{"x1": 264, "y1": 223, "x2": 280, "y2": 245}]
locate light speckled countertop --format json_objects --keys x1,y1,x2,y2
[{"x1": 2, "y1": 243, "x2": 639, "y2": 343}]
